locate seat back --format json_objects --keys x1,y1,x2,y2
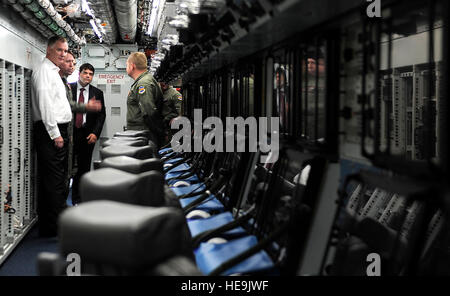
[
  {"x1": 100, "y1": 145, "x2": 155, "y2": 160},
  {"x1": 197, "y1": 141, "x2": 328, "y2": 276},
  {"x1": 114, "y1": 130, "x2": 150, "y2": 138},
  {"x1": 100, "y1": 156, "x2": 163, "y2": 174},
  {"x1": 101, "y1": 138, "x2": 148, "y2": 148},
  {"x1": 58, "y1": 201, "x2": 193, "y2": 275},
  {"x1": 80, "y1": 168, "x2": 165, "y2": 207}
]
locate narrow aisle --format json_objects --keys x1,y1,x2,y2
[
  {"x1": 0, "y1": 191, "x2": 73, "y2": 276},
  {"x1": 0, "y1": 226, "x2": 59, "y2": 276}
]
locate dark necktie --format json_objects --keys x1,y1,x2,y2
[{"x1": 75, "y1": 88, "x2": 85, "y2": 128}]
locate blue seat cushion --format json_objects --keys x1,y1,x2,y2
[
  {"x1": 164, "y1": 157, "x2": 184, "y2": 164},
  {"x1": 165, "y1": 170, "x2": 198, "y2": 180},
  {"x1": 179, "y1": 194, "x2": 225, "y2": 212},
  {"x1": 161, "y1": 151, "x2": 177, "y2": 159},
  {"x1": 159, "y1": 147, "x2": 172, "y2": 154},
  {"x1": 166, "y1": 163, "x2": 191, "y2": 174},
  {"x1": 171, "y1": 183, "x2": 206, "y2": 196},
  {"x1": 167, "y1": 175, "x2": 200, "y2": 186},
  {"x1": 195, "y1": 236, "x2": 274, "y2": 275},
  {"x1": 187, "y1": 212, "x2": 246, "y2": 237}
]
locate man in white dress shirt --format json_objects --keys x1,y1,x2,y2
[{"x1": 31, "y1": 36, "x2": 72, "y2": 237}]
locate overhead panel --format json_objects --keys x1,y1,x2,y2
[
  {"x1": 89, "y1": 48, "x2": 106, "y2": 57},
  {"x1": 89, "y1": 59, "x2": 106, "y2": 69}
]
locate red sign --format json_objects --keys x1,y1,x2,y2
[
  {"x1": 98, "y1": 74, "x2": 125, "y2": 79},
  {"x1": 98, "y1": 74, "x2": 125, "y2": 84}
]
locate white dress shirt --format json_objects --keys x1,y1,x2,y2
[
  {"x1": 76, "y1": 81, "x2": 89, "y2": 125},
  {"x1": 31, "y1": 57, "x2": 72, "y2": 139}
]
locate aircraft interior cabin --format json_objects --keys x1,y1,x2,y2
[{"x1": 0, "y1": 0, "x2": 448, "y2": 278}]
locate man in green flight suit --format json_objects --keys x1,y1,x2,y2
[
  {"x1": 160, "y1": 81, "x2": 182, "y2": 116},
  {"x1": 126, "y1": 52, "x2": 168, "y2": 148},
  {"x1": 160, "y1": 81, "x2": 182, "y2": 142}
]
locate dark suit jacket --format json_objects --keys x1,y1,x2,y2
[{"x1": 70, "y1": 83, "x2": 106, "y2": 138}]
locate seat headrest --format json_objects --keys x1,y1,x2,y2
[
  {"x1": 100, "y1": 145, "x2": 155, "y2": 160},
  {"x1": 101, "y1": 138, "x2": 148, "y2": 148},
  {"x1": 99, "y1": 156, "x2": 163, "y2": 174},
  {"x1": 59, "y1": 201, "x2": 191, "y2": 268},
  {"x1": 112, "y1": 136, "x2": 148, "y2": 142},
  {"x1": 114, "y1": 130, "x2": 150, "y2": 138},
  {"x1": 80, "y1": 168, "x2": 164, "y2": 207}
]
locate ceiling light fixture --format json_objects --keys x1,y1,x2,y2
[
  {"x1": 90, "y1": 19, "x2": 103, "y2": 42},
  {"x1": 81, "y1": 0, "x2": 95, "y2": 17},
  {"x1": 147, "y1": 0, "x2": 162, "y2": 37}
]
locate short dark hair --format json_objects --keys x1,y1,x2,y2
[
  {"x1": 79, "y1": 63, "x2": 95, "y2": 74},
  {"x1": 47, "y1": 36, "x2": 67, "y2": 48}
]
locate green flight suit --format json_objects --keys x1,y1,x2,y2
[
  {"x1": 127, "y1": 71, "x2": 167, "y2": 147},
  {"x1": 162, "y1": 86, "x2": 182, "y2": 140},
  {"x1": 163, "y1": 86, "x2": 182, "y2": 116}
]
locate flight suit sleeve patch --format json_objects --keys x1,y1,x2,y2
[
  {"x1": 177, "y1": 95, "x2": 183, "y2": 101},
  {"x1": 138, "y1": 86, "x2": 146, "y2": 94}
]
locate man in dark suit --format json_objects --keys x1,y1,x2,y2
[{"x1": 70, "y1": 63, "x2": 106, "y2": 205}]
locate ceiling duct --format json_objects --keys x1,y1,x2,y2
[
  {"x1": 5, "y1": 0, "x2": 83, "y2": 45},
  {"x1": 113, "y1": 0, "x2": 138, "y2": 43},
  {"x1": 88, "y1": 0, "x2": 118, "y2": 44}
]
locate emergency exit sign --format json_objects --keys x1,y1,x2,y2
[{"x1": 98, "y1": 74, "x2": 125, "y2": 84}]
